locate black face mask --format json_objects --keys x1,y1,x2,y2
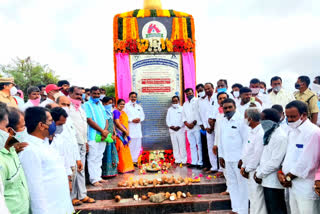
[
  {"x1": 295, "y1": 83, "x2": 301, "y2": 89},
  {"x1": 187, "y1": 95, "x2": 194, "y2": 101},
  {"x1": 225, "y1": 111, "x2": 235, "y2": 119}
]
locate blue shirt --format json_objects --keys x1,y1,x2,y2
[{"x1": 84, "y1": 99, "x2": 108, "y2": 141}]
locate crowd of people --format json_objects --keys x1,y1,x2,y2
[{"x1": 0, "y1": 75, "x2": 319, "y2": 214}]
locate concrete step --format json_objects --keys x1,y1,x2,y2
[
  {"x1": 87, "y1": 179, "x2": 227, "y2": 200},
  {"x1": 75, "y1": 193, "x2": 231, "y2": 214}
]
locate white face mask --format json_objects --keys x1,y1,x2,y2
[
  {"x1": 53, "y1": 92, "x2": 61, "y2": 101},
  {"x1": 0, "y1": 129, "x2": 9, "y2": 150},
  {"x1": 14, "y1": 128, "x2": 28, "y2": 142},
  {"x1": 198, "y1": 91, "x2": 205, "y2": 98},
  {"x1": 287, "y1": 117, "x2": 303, "y2": 129},
  {"x1": 172, "y1": 104, "x2": 179, "y2": 108},
  {"x1": 273, "y1": 86, "x2": 281, "y2": 92},
  {"x1": 311, "y1": 83, "x2": 320, "y2": 93},
  {"x1": 259, "y1": 89, "x2": 265, "y2": 94},
  {"x1": 244, "y1": 118, "x2": 250, "y2": 126},
  {"x1": 62, "y1": 106, "x2": 70, "y2": 115},
  {"x1": 10, "y1": 86, "x2": 18, "y2": 96},
  {"x1": 249, "y1": 88, "x2": 259, "y2": 95},
  {"x1": 233, "y1": 91, "x2": 240, "y2": 98}
]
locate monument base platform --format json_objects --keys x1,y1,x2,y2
[{"x1": 76, "y1": 166, "x2": 231, "y2": 214}]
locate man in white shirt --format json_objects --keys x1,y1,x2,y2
[
  {"x1": 219, "y1": 98, "x2": 248, "y2": 214},
  {"x1": 183, "y1": 88, "x2": 203, "y2": 167},
  {"x1": 40, "y1": 84, "x2": 60, "y2": 107},
  {"x1": 198, "y1": 83, "x2": 217, "y2": 171},
  {"x1": 20, "y1": 107, "x2": 74, "y2": 214},
  {"x1": 124, "y1": 92, "x2": 145, "y2": 164},
  {"x1": 250, "y1": 78, "x2": 272, "y2": 109},
  {"x1": 253, "y1": 108, "x2": 288, "y2": 214},
  {"x1": 196, "y1": 83, "x2": 211, "y2": 171},
  {"x1": 68, "y1": 86, "x2": 95, "y2": 204},
  {"x1": 237, "y1": 87, "x2": 262, "y2": 117},
  {"x1": 240, "y1": 107, "x2": 267, "y2": 214},
  {"x1": 231, "y1": 83, "x2": 243, "y2": 106},
  {"x1": 21, "y1": 86, "x2": 41, "y2": 111},
  {"x1": 278, "y1": 100, "x2": 320, "y2": 213},
  {"x1": 166, "y1": 96, "x2": 186, "y2": 164},
  {"x1": 269, "y1": 76, "x2": 295, "y2": 109}
]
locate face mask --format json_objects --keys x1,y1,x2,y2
[
  {"x1": 187, "y1": 95, "x2": 194, "y2": 101},
  {"x1": 260, "y1": 120, "x2": 277, "y2": 132},
  {"x1": 225, "y1": 111, "x2": 235, "y2": 119},
  {"x1": 244, "y1": 118, "x2": 250, "y2": 126},
  {"x1": 287, "y1": 117, "x2": 303, "y2": 129},
  {"x1": 250, "y1": 88, "x2": 260, "y2": 95},
  {"x1": 82, "y1": 94, "x2": 86, "y2": 100},
  {"x1": 14, "y1": 128, "x2": 28, "y2": 142},
  {"x1": 233, "y1": 91, "x2": 240, "y2": 98},
  {"x1": 104, "y1": 104, "x2": 112, "y2": 112},
  {"x1": 217, "y1": 88, "x2": 227, "y2": 93},
  {"x1": 55, "y1": 125, "x2": 64, "y2": 134},
  {"x1": 198, "y1": 91, "x2": 205, "y2": 98},
  {"x1": 295, "y1": 83, "x2": 301, "y2": 89},
  {"x1": 10, "y1": 86, "x2": 18, "y2": 96},
  {"x1": 30, "y1": 98, "x2": 41, "y2": 106},
  {"x1": 53, "y1": 92, "x2": 60, "y2": 101},
  {"x1": 91, "y1": 97, "x2": 100, "y2": 104},
  {"x1": 172, "y1": 104, "x2": 179, "y2": 108},
  {"x1": 0, "y1": 129, "x2": 9, "y2": 150},
  {"x1": 311, "y1": 83, "x2": 320, "y2": 93},
  {"x1": 62, "y1": 107, "x2": 70, "y2": 115},
  {"x1": 260, "y1": 89, "x2": 265, "y2": 94},
  {"x1": 48, "y1": 122, "x2": 56, "y2": 136},
  {"x1": 273, "y1": 86, "x2": 281, "y2": 92}
]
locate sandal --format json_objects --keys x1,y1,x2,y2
[
  {"x1": 81, "y1": 196, "x2": 96, "y2": 203},
  {"x1": 72, "y1": 199, "x2": 83, "y2": 206}
]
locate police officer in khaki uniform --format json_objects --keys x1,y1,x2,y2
[
  {"x1": 294, "y1": 76, "x2": 319, "y2": 124},
  {"x1": 0, "y1": 77, "x2": 18, "y2": 108}
]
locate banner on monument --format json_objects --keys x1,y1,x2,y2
[{"x1": 130, "y1": 54, "x2": 182, "y2": 150}]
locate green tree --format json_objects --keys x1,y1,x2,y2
[
  {"x1": 100, "y1": 83, "x2": 115, "y2": 97},
  {"x1": 0, "y1": 57, "x2": 59, "y2": 98}
]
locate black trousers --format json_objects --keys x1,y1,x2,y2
[
  {"x1": 200, "y1": 131, "x2": 211, "y2": 169},
  {"x1": 263, "y1": 187, "x2": 287, "y2": 214}
]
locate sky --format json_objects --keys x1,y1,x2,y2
[{"x1": 0, "y1": 0, "x2": 319, "y2": 90}]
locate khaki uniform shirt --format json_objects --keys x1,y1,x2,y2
[
  {"x1": 294, "y1": 88, "x2": 319, "y2": 117},
  {"x1": 0, "y1": 91, "x2": 17, "y2": 108}
]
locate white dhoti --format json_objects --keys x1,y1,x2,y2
[
  {"x1": 206, "y1": 132, "x2": 218, "y2": 171},
  {"x1": 87, "y1": 140, "x2": 106, "y2": 184},
  {"x1": 129, "y1": 138, "x2": 142, "y2": 163},
  {"x1": 248, "y1": 171, "x2": 267, "y2": 214},
  {"x1": 169, "y1": 129, "x2": 187, "y2": 164},
  {"x1": 187, "y1": 129, "x2": 202, "y2": 165},
  {"x1": 289, "y1": 190, "x2": 320, "y2": 214},
  {"x1": 225, "y1": 161, "x2": 248, "y2": 214}
]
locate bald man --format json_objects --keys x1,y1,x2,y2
[{"x1": 56, "y1": 96, "x2": 88, "y2": 205}]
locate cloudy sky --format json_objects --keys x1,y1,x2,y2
[{"x1": 0, "y1": 0, "x2": 319, "y2": 90}]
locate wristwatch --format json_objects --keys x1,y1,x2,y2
[{"x1": 286, "y1": 175, "x2": 291, "y2": 182}]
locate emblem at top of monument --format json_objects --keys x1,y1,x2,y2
[{"x1": 142, "y1": 21, "x2": 167, "y2": 39}]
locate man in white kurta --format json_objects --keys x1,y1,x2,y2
[
  {"x1": 198, "y1": 83, "x2": 217, "y2": 171},
  {"x1": 219, "y1": 99, "x2": 248, "y2": 214},
  {"x1": 166, "y1": 96, "x2": 186, "y2": 164},
  {"x1": 124, "y1": 92, "x2": 145, "y2": 163},
  {"x1": 280, "y1": 101, "x2": 320, "y2": 214},
  {"x1": 19, "y1": 108, "x2": 74, "y2": 214},
  {"x1": 183, "y1": 89, "x2": 203, "y2": 167},
  {"x1": 240, "y1": 108, "x2": 267, "y2": 214},
  {"x1": 254, "y1": 109, "x2": 288, "y2": 214}
]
